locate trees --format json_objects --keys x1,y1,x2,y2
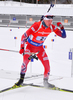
[{"x1": 12, "y1": 0, "x2": 72, "y2": 4}]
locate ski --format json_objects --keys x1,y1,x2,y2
[
  {"x1": 0, "y1": 83, "x2": 33, "y2": 93},
  {"x1": 29, "y1": 84, "x2": 73, "y2": 93},
  {"x1": 0, "y1": 83, "x2": 73, "y2": 93}
]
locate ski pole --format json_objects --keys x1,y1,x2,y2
[
  {"x1": 40, "y1": 2, "x2": 54, "y2": 21},
  {"x1": 0, "y1": 48, "x2": 19, "y2": 53},
  {"x1": 47, "y1": 2, "x2": 54, "y2": 12},
  {"x1": 0, "y1": 48, "x2": 39, "y2": 60},
  {"x1": 0, "y1": 48, "x2": 39, "y2": 54}
]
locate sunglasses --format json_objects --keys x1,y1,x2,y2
[{"x1": 45, "y1": 16, "x2": 53, "y2": 19}]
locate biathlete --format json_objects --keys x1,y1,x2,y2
[{"x1": 14, "y1": 12, "x2": 66, "y2": 88}]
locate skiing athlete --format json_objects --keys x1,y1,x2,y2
[{"x1": 14, "y1": 12, "x2": 66, "y2": 88}]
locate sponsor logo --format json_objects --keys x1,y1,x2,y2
[
  {"x1": 28, "y1": 38, "x2": 43, "y2": 46},
  {"x1": 43, "y1": 57, "x2": 48, "y2": 61},
  {"x1": 42, "y1": 51, "x2": 45, "y2": 57},
  {"x1": 38, "y1": 32, "x2": 50, "y2": 35},
  {"x1": 31, "y1": 27, "x2": 35, "y2": 32},
  {"x1": 30, "y1": 41, "x2": 38, "y2": 46}
]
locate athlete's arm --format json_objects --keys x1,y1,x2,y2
[
  {"x1": 52, "y1": 23, "x2": 66, "y2": 38},
  {"x1": 19, "y1": 22, "x2": 40, "y2": 54}
]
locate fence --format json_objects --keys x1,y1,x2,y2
[{"x1": 0, "y1": 14, "x2": 73, "y2": 30}]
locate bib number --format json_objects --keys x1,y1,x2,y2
[{"x1": 36, "y1": 36, "x2": 47, "y2": 41}]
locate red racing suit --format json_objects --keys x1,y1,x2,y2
[{"x1": 20, "y1": 21, "x2": 66, "y2": 79}]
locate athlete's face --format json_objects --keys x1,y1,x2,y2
[{"x1": 44, "y1": 19, "x2": 53, "y2": 27}]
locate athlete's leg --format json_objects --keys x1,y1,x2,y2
[
  {"x1": 37, "y1": 47, "x2": 50, "y2": 79},
  {"x1": 37, "y1": 47, "x2": 55, "y2": 88},
  {"x1": 20, "y1": 54, "x2": 30, "y2": 74},
  {"x1": 15, "y1": 44, "x2": 31, "y2": 86}
]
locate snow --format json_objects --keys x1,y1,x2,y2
[
  {"x1": 0, "y1": 1, "x2": 73, "y2": 100},
  {"x1": 0, "y1": 85, "x2": 73, "y2": 100},
  {"x1": 0, "y1": 1, "x2": 73, "y2": 16},
  {"x1": 0, "y1": 27, "x2": 73, "y2": 100}
]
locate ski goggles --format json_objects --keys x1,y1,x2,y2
[
  {"x1": 44, "y1": 16, "x2": 53, "y2": 20},
  {"x1": 46, "y1": 16, "x2": 53, "y2": 19}
]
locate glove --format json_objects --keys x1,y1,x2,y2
[
  {"x1": 57, "y1": 22, "x2": 64, "y2": 30},
  {"x1": 19, "y1": 47, "x2": 24, "y2": 54}
]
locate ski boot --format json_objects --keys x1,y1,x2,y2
[
  {"x1": 43, "y1": 78, "x2": 55, "y2": 89},
  {"x1": 13, "y1": 73, "x2": 25, "y2": 88}
]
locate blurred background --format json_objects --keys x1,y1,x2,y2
[{"x1": 0, "y1": 0, "x2": 73, "y2": 4}]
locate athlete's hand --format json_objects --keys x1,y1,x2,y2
[
  {"x1": 57, "y1": 22, "x2": 64, "y2": 30},
  {"x1": 19, "y1": 47, "x2": 24, "y2": 54}
]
